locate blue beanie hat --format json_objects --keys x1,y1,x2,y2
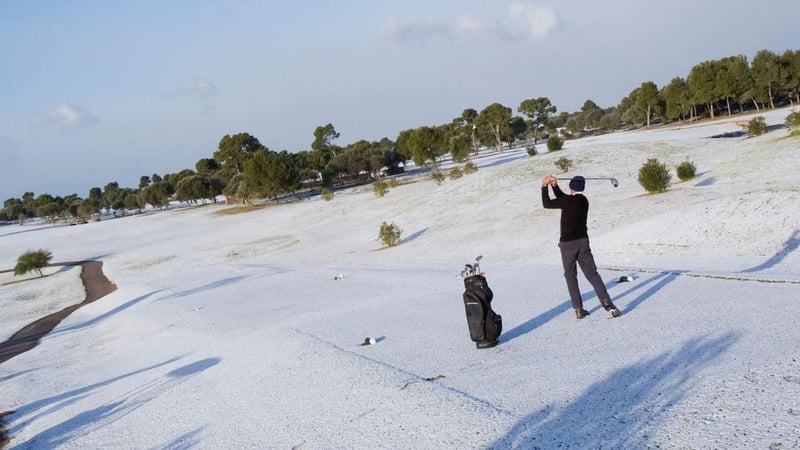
[{"x1": 569, "y1": 176, "x2": 585, "y2": 192}]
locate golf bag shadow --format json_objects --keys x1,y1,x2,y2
[{"x1": 462, "y1": 274, "x2": 502, "y2": 349}]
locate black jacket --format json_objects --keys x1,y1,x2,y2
[{"x1": 541, "y1": 184, "x2": 589, "y2": 242}]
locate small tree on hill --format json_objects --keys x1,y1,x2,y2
[
  {"x1": 748, "y1": 116, "x2": 767, "y2": 136},
  {"x1": 785, "y1": 111, "x2": 800, "y2": 135},
  {"x1": 676, "y1": 160, "x2": 697, "y2": 181},
  {"x1": 547, "y1": 135, "x2": 564, "y2": 151},
  {"x1": 378, "y1": 222, "x2": 402, "y2": 247},
  {"x1": 554, "y1": 157, "x2": 573, "y2": 173},
  {"x1": 638, "y1": 158, "x2": 672, "y2": 193},
  {"x1": 14, "y1": 249, "x2": 53, "y2": 277}
]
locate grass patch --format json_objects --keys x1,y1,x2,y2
[{"x1": 214, "y1": 204, "x2": 270, "y2": 216}]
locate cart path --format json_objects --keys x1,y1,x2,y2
[{"x1": 0, "y1": 260, "x2": 117, "y2": 365}]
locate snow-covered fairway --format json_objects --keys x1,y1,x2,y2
[{"x1": 2, "y1": 108, "x2": 799, "y2": 449}]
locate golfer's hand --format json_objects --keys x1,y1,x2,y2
[{"x1": 542, "y1": 175, "x2": 552, "y2": 187}]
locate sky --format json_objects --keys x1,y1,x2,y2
[
  {"x1": 2, "y1": 108, "x2": 799, "y2": 448},
  {"x1": 2, "y1": 0, "x2": 800, "y2": 200}
]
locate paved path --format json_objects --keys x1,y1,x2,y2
[{"x1": 0, "y1": 261, "x2": 117, "y2": 365}]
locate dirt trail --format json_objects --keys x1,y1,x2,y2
[{"x1": 0, "y1": 261, "x2": 117, "y2": 365}]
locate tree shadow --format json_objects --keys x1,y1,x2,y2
[
  {"x1": 7, "y1": 356, "x2": 184, "y2": 436},
  {"x1": 694, "y1": 176, "x2": 716, "y2": 187},
  {"x1": 740, "y1": 230, "x2": 800, "y2": 273},
  {"x1": 489, "y1": 332, "x2": 740, "y2": 449},
  {"x1": 402, "y1": 227, "x2": 428, "y2": 244},
  {"x1": 53, "y1": 289, "x2": 166, "y2": 335},
  {"x1": 155, "y1": 426, "x2": 207, "y2": 450},
  {"x1": 160, "y1": 275, "x2": 249, "y2": 300},
  {"x1": 9, "y1": 357, "x2": 220, "y2": 448}
]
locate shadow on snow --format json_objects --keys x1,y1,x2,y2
[{"x1": 489, "y1": 332, "x2": 739, "y2": 449}]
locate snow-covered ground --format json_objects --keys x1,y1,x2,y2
[{"x1": 2, "y1": 108, "x2": 799, "y2": 449}]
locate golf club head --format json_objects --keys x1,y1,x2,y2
[{"x1": 610, "y1": 178, "x2": 619, "y2": 187}]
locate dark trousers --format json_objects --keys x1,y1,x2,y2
[{"x1": 559, "y1": 238, "x2": 610, "y2": 310}]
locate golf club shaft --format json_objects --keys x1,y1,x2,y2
[{"x1": 556, "y1": 177, "x2": 619, "y2": 187}]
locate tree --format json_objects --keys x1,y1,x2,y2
[
  {"x1": 714, "y1": 55, "x2": 751, "y2": 115},
  {"x1": 460, "y1": 108, "x2": 480, "y2": 154},
  {"x1": 139, "y1": 175, "x2": 151, "y2": 189},
  {"x1": 213, "y1": 133, "x2": 266, "y2": 176},
  {"x1": 751, "y1": 49, "x2": 782, "y2": 109},
  {"x1": 475, "y1": 103, "x2": 513, "y2": 151},
  {"x1": 781, "y1": 49, "x2": 800, "y2": 105},
  {"x1": 662, "y1": 77, "x2": 692, "y2": 121},
  {"x1": 398, "y1": 126, "x2": 446, "y2": 174},
  {"x1": 688, "y1": 60, "x2": 722, "y2": 118},
  {"x1": 195, "y1": 158, "x2": 221, "y2": 176},
  {"x1": 310, "y1": 124, "x2": 340, "y2": 175},
  {"x1": 580, "y1": 99, "x2": 604, "y2": 129},
  {"x1": 124, "y1": 193, "x2": 143, "y2": 213},
  {"x1": 14, "y1": 249, "x2": 53, "y2": 277},
  {"x1": 633, "y1": 81, "x2": 662, "y2": 127},
  {"x1": 518, "y1": 97, "x2": 557, "y2": 144},
  {"x1": 243, "y1": 150, "x2": 301, "y2": 202}
]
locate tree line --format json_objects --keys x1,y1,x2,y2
[{"x1": 2, "y1": 47, "x2": 798, "y2": 224}]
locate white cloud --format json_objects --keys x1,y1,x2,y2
[
  {"x1": 379, "y1": 16, "x2": 452, "y2": 45},
  {"x1": 508, "y1": 2, "x2": 560, "y2": 41},
  {"x1": 454, "y1": 14, "x2": 483, "y2": 34},
  {"x1": 166, "y1": 77, "x2": 218, "y2": 99},
  {"x1": 33, "y1": 104, "x2": 99, "y2": 130}
]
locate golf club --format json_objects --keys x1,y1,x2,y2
[{"x1": 557, "y1": 177, "x2": 619, "y2": 187}]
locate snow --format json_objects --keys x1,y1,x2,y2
[{"x1": 2, "y1": 108, "x2": 800, "y2": 449}]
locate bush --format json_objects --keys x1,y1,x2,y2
[
  {"x1": 748, "y1": 116, "x2": 767, "y2": 136},
  {"x1": 14, "y1": 249, "x2": 53, "y2": 277},
  {"x1": 676, "y1": 160, "x2": 697, "y2": 181},
  {"x1": 378, "y1": 222, "x2": 402, "y2": 247},
  {"x1": 373, "y1": 179, "x2": 388, "y2": 197},
  {"x1": 547, "y1": 135, "x2": 564, "y2": 151},
  {"x1": 526, "y1": 145, "x2": 537, "y2": 156},
  {"x1": 463, "y1": 161, "x2": 478, "y2": 174},
  {"x1": 449, "y1": 166, "x2": 464, "y2": 180},
  {"x1": 320, "y1": 187, "x2": 333, "y2": 201},
  {"x1": 554, "y1": 157, "x2": 573, "y2": 173},
  {"x1": 431, "y1": 172, "x2": 445, "y2": 185},
  {"x1": 388, "y1": 178, "x2": 399, "y2": 188},
  {"x1": 786, "y1": 111, "x2": 800, "y2": 134},
  {"x1": 638, "y1": 158, "x2": 672, "y2": 193}
]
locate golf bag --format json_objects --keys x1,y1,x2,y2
[{"x1": 462, "y1": 273, "x2": 502, "y2": 349}]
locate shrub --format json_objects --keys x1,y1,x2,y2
[
  {"x1": 638, "y1": 158, "x2": 672, "y2": 193},
  {"x1": 14, "y1": 249, "x2": 53, "y2": 277},
  {"x1": 449, "y1": 166, "x2": 464, "y2": 180},
  {"x1": 373, "y1": 179, "x2": 388, "y2": 197},
  {"x1": 526, "y1": 145, "x2": 537, "y2": 156},
  {"x1": 547, "y1": 135, "x2": 564, "y2": 151},
  {"x1": 554, "y1": 156, "x2": 573, "y2": 173},
  {"x1": 463, "y1": 161, "x2": 478, "y2": 174},
  {"x1": 431, "y1": 172, "x2": 445, "y2": 185},
  {"x1": 676, "y1": 160, "x2": 697, "y2": 181},
  {"x1": 388, "y1": 178, "x2": 399, "y2": 188},
  {"x1": 378, "y1": 222, "x2": 402, "y2": 247},
  {"x1": 320, "y1": 187, "x2": 333, "y2": 201},
  {"x1": 748, "y1": 116, "x2": 767, "y2": 136},
  {"x1": 786, "y1": 111, "x2": 800, "y2": 134}
]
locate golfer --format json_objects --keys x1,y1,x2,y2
[{"x1": 541, "y1": 175, "x2": 622, "y2": 319}]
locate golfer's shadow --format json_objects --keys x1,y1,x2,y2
[{"x1": 500, "y1": 271, "x2": 682, "y2": 344}]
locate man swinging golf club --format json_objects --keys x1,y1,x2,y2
[{"x1": 541, "y1": 175, "x2": 622, "y2": 319}]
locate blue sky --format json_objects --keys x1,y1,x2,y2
[{"x1": 2, "y1": 0, "x2": 799, "y2": 199}]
